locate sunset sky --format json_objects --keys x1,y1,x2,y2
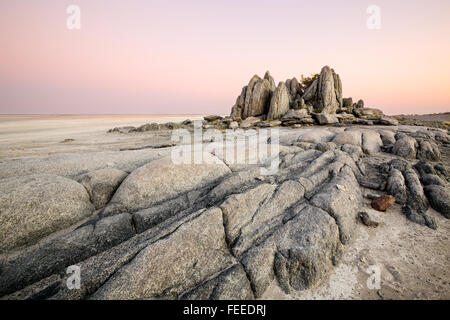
[{"x1": 1, "y1": 0, "x2": 449, "y2": 115}]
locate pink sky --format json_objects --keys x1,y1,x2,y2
[{"x1": 1, "y1": 0, "x2": 449, "y2": 115}]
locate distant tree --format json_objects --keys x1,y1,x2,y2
[{"x1": 300, "y1": 74, "x2": 319, "y2": 89}]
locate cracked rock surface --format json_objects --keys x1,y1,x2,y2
[{"x1": 0, "y1": 125, "x2": 449, "y2": 300}]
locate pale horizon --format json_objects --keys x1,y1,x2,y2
[{"x1": 1, "y1": 0, "x2": 450, "y2": 115}]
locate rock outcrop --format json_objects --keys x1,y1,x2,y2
[
  {"x1": 0, "y1": 174, "x2": 94, "y2": 254},
  {"x1": 0, "y1": 125, "x2": 448, "y2": 300},
  {"x1": 225, "y1": 65, "x2": 394, "y2": 129},
  {"x1": 267, "y1": 82, "x2": 290, "y2": 120}
]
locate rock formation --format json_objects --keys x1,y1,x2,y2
[
  {"x1": 1, "y1": 123, "x2": 448, "y2": 300},
  {"x1": 226, "y1": 65, "x2": 398, "y2": 128}
]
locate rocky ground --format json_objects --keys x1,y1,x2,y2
[
  {"x1": 1, "y1": 66, "x2": 449, "y2": 300},
  {"x1": 394, "y1": 113, "x2": 450, "y2": 130},
  {"x1": 0, "y1": 120, "x2": 449, "y2": 300}
]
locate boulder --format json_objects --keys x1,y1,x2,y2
[
  {"x1": 298, "y1": 129, "x2": 336, "y2": 144},
  {"x1": 332, "y1": 131, "x2": 362, "y2": 147},
  {"x1": 241, "y1": 75, "x2": 274, "y2": 119},
  {"x1": 371, "y1": 195, "x2": 395, "y2": 212},
  {"x1": 361, "y1": 131, "x2": 383, "y2": 155},
  {"x1": 420, "y1": 174, "x2": 445, "y2": 186},
  {"x1": 386, "y1": 168, "x2": 407, "y2": 204},
  {"x1": 378, "y1": 130, "x2": 396, "y2": 145},
  {"x1": 102, "y1": 152, "x2": 230, "y2": 216},
  {"x1": 315, "y1": 113, "x2": 339, "y2": 125},
  {"x1": 343, "y1": 98, "x2": 353, "y2": 108},
  {"x1": 416, "y1": 139, "x2": 441, "y2": 161},
  {"x1": 356, "y1": 99, "x2": 364, "y2": 108},
  {"x1": 204, "y1": 115, "x2": 223, "y2": 122},
  {"x1": 314, "y1": 66, "x2": 342, "y2": 113},
  {"x1": 353, "y1": 108, "x2": 383, "y2": 118},
  {"x1": 424, "y1": 185, "x2": 450, "y2": 218},
  {"x1": 301, "y1": 79, "x2": 318, "y2": 102},
  {"x1": 281, "y1": 109, "x2": 309, "y2": 121},
  {"x1": 77, "y1": 169, "x2": 128, "y2": 209},
  {"x1": 264, "y1": 71, "x2": 276, "y2": 92},
  {"x1": 267, "y1": 82, "x2": 290, "y2": 120},
  {"x1": 378, "y1": 117, "x2": 399, "y2": 126},
  {"x1": 0, "y1": 174, "x2": 94, "y2": 254},
  {"x1": 392, "y1": 136, "x2": 418, "y2": 159},
  {"x1": 249, "y1": 79, "x2": 272, "y2": 117},
  {"x1": 240, "y1": 116, "x2": 261, "y2": 128}
]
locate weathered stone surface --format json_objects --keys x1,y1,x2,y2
[
  {"x1": 240, "y1": 243, "x2": 275, "y2": 298},
  {"x1": 267, "y1": 82, "x2": 290, "y2": 120},
  {"x1": 77, "y1": 168, "x2": 128, "y2": 209},
  {"x1": 361, "y1": 131, "x2": 383, "y2": 155},
  {"x1": 181, "y1": 264, "x2": 254, "y2": 300},
  {"x1": 102, "y1": 152, "x2": 230, "y2": 216},
  {"x1": 332, "y1": 131, "x2": 362, "y2": 147},
  {"x1": 356, "y1": 99, "x2": 364, "y2": 109},
  {"x1": 264, "y1": 71, "x2": 276, "y2": 92},
  {"x1": 0, "y1": 174, "x2": 94, "y2": 254},
  {"x1": 0, "y1": 149, "x2": 171, "y2": 180},
  {"x1": 354, "y1": 108, "x2": 383, "y2": 118},
  {"x1": 386, "y1": 168, "x2": 407, "y2": 204},
  {"x1": 298, "y1": 129, "x2": 336, "y2": 144},
  {"x1": 315, "y1": 113, "x2": 338, "y2": 125},
  {"x1": 416, "y1": 139, "x2": 441, "y2": 161},
  {"x1": 378, "y1": 117, "x2": 399, "y2": 126},
  {"x1": 204, "y1": 115, "x2": 223, "y2": 122},
  {"x1": 371, "y1": 195, "x2": 395, "y2": 212},
  {"x1": 424, "y1": 185, "x2": 450, "y2": 219},
  {"x1": 2, "y1": 124, "x2": 448, "y2": 300},
  {"x1": 378, "y1": 130, "x2": 396, "y2": 145},
  {"x1": 229, "y1": 121, "x2": 239, "y2": 129},
  {"x1": 0, "y1": 213, "x2": 135, "y2": 297},
  {"x1": 249, "y1": 79, "x2": 272, "y2": 117},
  {"x1": 393, "y1": 136, "x2": 417, "y2": 159},
  {"x1": 343, "y1": 98, "x2": 353, "y2": 108},
  {"x1": 302, "y1": 79, "x2": 318, "y2": 102},
  {"x1": 314, "y1": 66, "x2": 342, "y2": 113},
  {"x1": 420, "y1": 174, "x2": 445, "y2": 186},
  {"x1": 242, "y1": 75, "x2": 262, "y2": 119},
  {"x1": 311, "y1": 165, "x2": 362, "y2": 244},
  {"x1": 240, "y1": 116, "x2": 261, "y2": 128},
  {"x1": 220, "y1": 184, "x2": 277, "y2": 246},
  {"x1": 90, "y1": 207, "x2": 234, "y2": 299},
  {"x1": 232, "y1": 180, "x2": 305, "y2": 257},
  {"x1": 274, "y1": 204, "x2": 342, "y2": 292},
  {"x1": 281, "y1": 109, "x2": 309, "y2": 121}
]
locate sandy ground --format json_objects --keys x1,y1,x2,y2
[
  {"x1": 263, "y1": 198, "x2": 450, "y2": 300},
  {"x1": 1, "y1": 115, "x2": 449, "y2": 300},
  {"x1": 0, "y1": 115, "x2": 204, "y2": 161}
]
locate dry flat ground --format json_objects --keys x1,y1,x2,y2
[
  {"x1": 0, "y1": 115, "x2": 449, "y2": 300},
  {"x1": 0, "y1": 115, "x2": 204, "y2": 161}
]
